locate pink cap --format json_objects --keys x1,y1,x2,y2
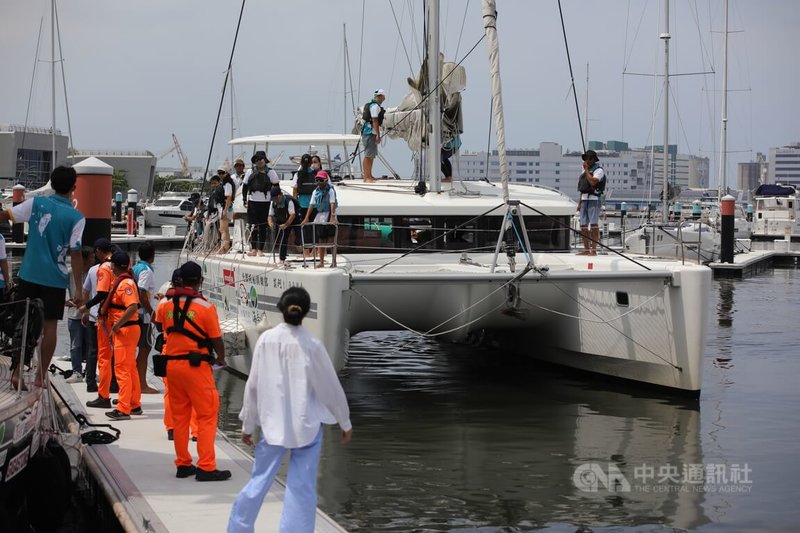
[{"x1": 315, "y1": 170, "x2": 330, "y2": 181}]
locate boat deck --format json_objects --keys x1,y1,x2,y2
[{"x1": 50, "y1": 363, "x2": 347, "y2": 533}]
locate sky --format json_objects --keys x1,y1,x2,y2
[{"x1": 1, "y1": 0, "x2": 798, "y2": 186}]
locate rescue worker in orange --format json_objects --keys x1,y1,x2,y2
[
  {"x1": 80, "y1": 238, "x2": 117, "y2": 409},
  {"x1": 153, "y1": 261, "x2": 230, "y2": 481},
  {"x1": 159, "y1": 268, "x2": 199, "y2": 442},
  {"x1": 102, "y1": 251, "x2": 142, "y2": 420}
]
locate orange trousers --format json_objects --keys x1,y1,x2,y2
[
  {"x1": 97, "y1": 319, "x2": 113, "y2": 398},
  {"x1": 112, "y1": 325, "x2": 141, "y2": 415},
  {"x1": 166, "y1": 360, "x2": 219, "y2": 471},
  {"x1": 163, "y1": 377, "x2": 199, "y2": 438}
]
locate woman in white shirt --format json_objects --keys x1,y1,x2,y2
[{"x1": 228, "y1": 287, "x2": 352, "y2": 533}]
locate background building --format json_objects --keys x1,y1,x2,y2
[
  {"x1": 457, "y1": 140, "x2": 709, "y2": 207},
  {"x1": 0, "y1": 124, "x2": 69, "y2": 189},
  {"x1": 71, "y1": 150, "x2": 157, "y2": 199},
  {"x1": 767, "y1": 143, "x2": 800, "y2": 188},
  {"x1": 737, "y1": 152, "x2": 766, "y2": 200}
]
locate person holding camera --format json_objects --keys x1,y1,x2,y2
[{"x1": 576, "y1": 149, "x2": 605, "y2": 256}]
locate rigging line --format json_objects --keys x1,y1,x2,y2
[
  {"x1": 368, "y1": 202, "x2": 506, "y2": 274},
  {"x1": 199, "y1": 0, "x2": 247, "y2": 196},
  {"x1": 356, "y1": 0, "x2": 366, "y2": 106},
  {"x1": 21, "y1": 16, "x2": 46, "y2": 155},
  {"x1": 454, "y1": 0, "x2": 470, "y2": 61},
  {"x1": 54, "y1": 0, "x2": 74, "y2": 155},
  {"x1": 523, "y1": 283, "x2": 681, "y2": 370},
  {"x1": 389, "y1": 0, "x2": 415, "y2": 75},
  {"x1": 352, "y1": 285, "x2": 508, "y2": 339},
  {"x1": 483, "y1": 95, "x2": 493, "y2": 183},
  {"x1": 520, "y1": 289, "x2": 664, "y2": 324},
  {"x1": 350, "y1": 34, "x2": 487, "y2": 165},
  {"x1": 517, "y1": 200, "x2": 652, "y2": 271},
  {"x1": 557, "y1": 0, "x2": 585, "y2": 151}
]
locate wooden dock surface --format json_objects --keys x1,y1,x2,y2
[{"x1": 50, "y1": 366, "x2": 347, "y2": 533}]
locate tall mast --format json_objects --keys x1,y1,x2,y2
[
  {"x1": 482, "y1": 0, "x2": 509, "y2": 204},
  {"x1": 660, "y1": 0, "x2": 671, "y2": 222},
  {"x1": 230, "y1": 65, "x2": 235, "y2": 163},
  {"x1": 343, "y1": 24, "x2": 348, "y2": 134},
  {"x1": 51, "y1": 0, "x2": 56, "y2": 171},
  {"x1": 584, "y1": 63, "x2": 590, "y2": 143},
  {"x1": 427, "y1": 0, "x2": 442, "y2": 192},
  {"x1": 717, "y1": 0, "x2": 729, "y2": 198}
]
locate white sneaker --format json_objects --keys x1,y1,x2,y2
[
  {"x1": 65, "y1": 372, "x2": 83, "y2": 384},
  {"x1": 59, "y1": 355, "x2": 72, "y2": 361}
]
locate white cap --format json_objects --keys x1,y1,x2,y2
[{"x1": 374, "y1": 88, "x2": 386, "y2": 97}]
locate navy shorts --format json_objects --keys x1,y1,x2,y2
[{"x1": 18, "y1": 279, "x2": 67, "y2": 320}]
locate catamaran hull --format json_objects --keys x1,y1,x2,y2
[{"x1": 195, "y1": 254, "x2": 708, "y2": 394}]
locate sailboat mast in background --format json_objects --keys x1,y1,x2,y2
[
  {"x1": 427, "y1": 0, "x2": 442, "y2": 192},
  {"x1": 660, "y1": 0, "x2": 671, "y2": 222}
]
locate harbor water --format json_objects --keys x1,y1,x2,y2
[{"x1": 50, "y1": 248, "x2": 799, "y2": 531}]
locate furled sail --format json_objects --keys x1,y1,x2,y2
[{"x1": 354, "y1": 54, "x2": 465, "y2": 153}]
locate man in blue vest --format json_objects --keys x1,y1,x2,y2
[
  {"x1": 361, "y1": 88, "x2": 386, "y2": 183},
  {"x1": 0, "y1": 166, "x2": 85, "y2": 389}
]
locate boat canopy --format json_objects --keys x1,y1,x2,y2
[
  {"x1": 228, "y1": 133, "x2": 360, "y2": 146},
  {"x1": 754, "y1": 184, "x2": 796, "y2": 197}
]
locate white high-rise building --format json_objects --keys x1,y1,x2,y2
[
  {"x1": 768, "y1": 144, "x2": 800, "y2": 188},
  {"x1": 455, "y1": 141, "x2": 709, "y2": 206}
]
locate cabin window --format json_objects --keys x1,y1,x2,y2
[{"x1": 337, "y1": 216, "x2": 396, "y2": 252}]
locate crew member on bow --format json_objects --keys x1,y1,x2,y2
[
  {"x1": 102, "y1": 251, "x2": 142, "y2": 420},
  {"x1": 153, "y1": 261, "x2": 230, "y2": 481}
]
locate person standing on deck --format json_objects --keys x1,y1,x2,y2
[
  {"x1": 361, "y1": 89, "x2": 386, "y2": 183},
  {"x1": 102, "y1": 251, "x2": 142, "y2": 420},
  {"x1": 227, "y1": 287, "x2": 352, "y2": 533},
  {"x1": 132, "y1": 241, "x2": 159, "y2": 394},
  {"x1": 300, "y1": 171, "x2": 337, "y2": 268},
  {"x1": 577, "y1": 149, "x2": 605, "y2": 256},
  {"x1": 0, "y1": 165, "x2": 85, "y2": 389},
  {"x1": 154, "y1": 261, "x2": 229, "y2": 481},
  {"x1": 242, "y1": 151, "x2": 279, "y2": 256},
  {"x1": 81, "y1": 238, "x2": 118, "y2": 407}
]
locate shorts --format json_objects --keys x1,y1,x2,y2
[
  {"x1": 362, "y1": 134, "x2": 378, "y2": 158},
  {"x1": 18, "y1": 279, "x2": 67, "y2": 320},
  {"x1": 579, "y1": 199, "x2": 600, "y2": 227}
]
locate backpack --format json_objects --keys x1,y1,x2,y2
[
  {"x1": 362, "y1": 100, "x2": 386, "y2": 126},
  {"x1": 248, "y1": 170, "x2": 269, "y2": 194}
]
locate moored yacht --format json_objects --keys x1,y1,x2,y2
[
  {"x1": 186, "y1": 0, "x2": 710, "y2": 396},
  {"x1": 143, "y1": 191, "x2": 196, "y2": 227}
]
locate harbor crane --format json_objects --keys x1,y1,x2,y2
[{"x1": 157, "y1": 133, "x2": 190, "y2": 177}]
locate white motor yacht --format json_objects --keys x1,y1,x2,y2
[{"x1": 143, "y1": 192, "x2": 195, "y2": 227}]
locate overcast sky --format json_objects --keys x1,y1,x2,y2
[{"x1": 1, "y1": 0, "x2": 798, "y2": 185}]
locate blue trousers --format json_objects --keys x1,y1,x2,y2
[
  {"x1": 228, "y1": 426, "x2": 323, "y2": 533},
  {"x1": 67, "y1": 318, "x2": 90, "y2": 374}
]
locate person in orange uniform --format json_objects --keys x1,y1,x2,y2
[
  {"x1": 158, "y1": 268, "x2": 199, "y2": 442},
  {"x1": 81, "y1": 238, "x2": 116, "y2": 409},
  {"x1": 153, "y1": 261, "x2": 230, "y2": 481},
  {"x1": 102, "y1": 251, "x2": 142, "y2": 420}
]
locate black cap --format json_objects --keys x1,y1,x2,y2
[
  {"x1": 179, "y1": 261, "x2": 202, "y2": 283},
  {"x1": 93, "y1": 237, "x2": 113, "y2": 252},
  {"x1": 581, "y1": 149, "x2": 599, "y2": 161},
  {"x1": 171, "y1": 268, "x2": 183, "y2": 286},
  {"x1": 270, "y1": 186, "x2": 283, "y2": 197},
  {"x1": 251, "y1": 150, "x2": 269, "y2": 164},
  {"x1": 110, "y1": 250, "x2": 130, "y2": 268}
]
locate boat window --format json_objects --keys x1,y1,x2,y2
[
  {"x1": 523, "y1": 216, "x2": 571, "y2": 251},
  {"x1": 616, "y1": 291, "x2": 629, "y2": 307},
  {"x1": 337, "y1": 216, "x2": 397, "y2": 252},
  {"x1": 153, "y1": 199, "x2": 183, "y2": 207},
  {"x1": 179, "y1": 201, "x2": 194, "y2": 212}
]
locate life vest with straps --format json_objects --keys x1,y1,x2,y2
[
  {"x1": 577, "y1": 164, "x2": 606, "y2": 196},
  {"x1": 272, "y1": 195, "x2": 301, "y2": 225},
  {"x1": 247, "y1": 168, "x2": 270, "y2": 194},
  {"x1": 99, "y1": 271, "x2": 141, "y2": 327},
  {"x1": 313, "y1": 185, "x2": 333, "y2": 213},
  {"x1": 211, "y1": 183, "x2": 226, "y2": 207},
  {"x1": 295, "y1": 168, "x2": 317, "y2": 196},
  {"x1": 164, "y1": 286, "x2": 214, "y2": 358},
  {"x1": 362, "y1": 99, "x2": 385, "y2": 126}
]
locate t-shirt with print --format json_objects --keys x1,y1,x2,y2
[{"x1": 9, "y1": 195, "x2": 85, "y2": 289}]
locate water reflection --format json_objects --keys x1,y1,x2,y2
[{"x1": 217, "y1": 332, "x2": 707, "y2": 531}]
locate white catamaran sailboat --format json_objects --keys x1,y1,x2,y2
[{"x1": 186, "y1": 0, "x2": 710, "y2": 395}]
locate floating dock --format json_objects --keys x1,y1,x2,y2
[
  {"x1": 709, "y1": 248, "x2": 800, "y2": 278},
  {"x1": 50, "y1": 366, "x2": 347, "y2": 533}
]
